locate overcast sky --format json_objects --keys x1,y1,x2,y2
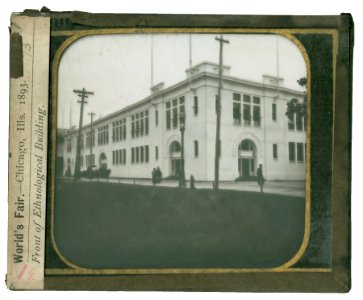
[{"x1": 57, "y1": 33, "x2": 306, "y2": 129}]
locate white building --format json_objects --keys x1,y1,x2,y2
[{"x1": 61, "y1": 61, "x2": 306, "y2": 181}]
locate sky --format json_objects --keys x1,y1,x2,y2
[{"x1": 57, "y1": 33, "x2": 306, "y2": 128}]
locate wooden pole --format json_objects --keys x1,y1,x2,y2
[
  {"x1": 73, "y1": 88, "x2": 94, "y2": 181},
  {"x1": 214, "y1": 36, "x2": 229, "y2": 190}
]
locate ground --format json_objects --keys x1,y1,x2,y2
[{"x1": 54, "y1": 180, "x2": 305, "y2": 269}]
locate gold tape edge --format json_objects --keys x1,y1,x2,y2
[
  {"x1": 49, "y1": 27, "x2": 337, "y2": 275},
  {"x1": 45, "y1": 267, "x2": 332, "y2": 275},
  {"x1": 50, "y1": 28, "x2": 339, "y2": 36}
]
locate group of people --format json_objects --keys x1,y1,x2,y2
[
  {"x1": 151, "y1": 167, "x2": 163, "y2": 185},
  {"x1": 150, "y1": 164, "x2": 265, "y2": 192}
]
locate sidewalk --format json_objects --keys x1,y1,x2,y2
[{"x1": 77, "y1": 177, "x2": 306, "y2": 197}]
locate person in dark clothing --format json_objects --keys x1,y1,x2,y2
[
  {"x1": 190, "y1": 174, "x2": 196, "y2": 189},
  {"x1": 152, "y1": 168, "x2": 157, "y2": 186},
  {"x1": 156, "y1": 167, "x2": 162, "y2": 183},
  {"x1": 256, "y1": 164, "x2": 265, "y2": 192}
]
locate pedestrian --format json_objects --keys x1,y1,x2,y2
[
  {"x1": 256, "y1": 164, "x2": 265, "y2": 193},
  {"x1": 190, "y1": 174, "x2": 195, "y2": 189},
  {"x1": 156, "y1": 167, "x2": 162, "y2": 183},
  {"x1": 152, "y1": 168, "x2": 156, "y2": 186}
]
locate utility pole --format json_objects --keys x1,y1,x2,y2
[
  {"x1": 73, "y1": 88, "x2": 94, "y2": 181},
  {"x1": 214, "y1": 35, "x2": 229, "y2": 190},
  {"x1": 88, "y1": 111, "x2": 96, "y2": 168}
]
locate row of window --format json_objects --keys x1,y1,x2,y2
[
  {"x1": 288, "y1": 142, "x2": 305, "y2": 162},
  {"x1": 85, "y1": 154, "x2": 95, "y2": 167},
  {"x1": 85, "y1": 130, "x2": 95, "y2": 149},
  {"x1": 232, "y1": 92, "x2": 305, "y2": 131},
  {"x1": 232, "y1": 93, "x2": 261, "y2": 126},
  {"x1": 112, "y1": 118, "x2": 126, "y2": 142},
  {"x1": 98, "y1": 125, "x2": 109, "y2": 145},
  {"x1": 131, "y1": 145, "x2": 149, "y2": 164},
  {"x1": 131, "y1": 110, "x2": 149, "y2": 138},
  {"x1": 166, "y1": 96, "x2": 185, "y2": 130},
  {"x1": 271, "y1": 142, "x2": 305, "y2": 162},
  {"x1": 75, "y1": 141, "x2": 304, "y2": 168},
  {"x1": 65, "y1": 93, "x2": 305, "y2": 153},
  {"x1": 288, "y1": 114, "x2": 305, "y2": 131},
  {"x1": 112, "y1": 149, "x2": 126, "y2": 165}
]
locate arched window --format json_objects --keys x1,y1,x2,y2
[{"x1": 170, "y1": 141, "x2": 181, "y2": 153}]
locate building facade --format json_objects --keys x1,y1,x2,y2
[{"x1": 60, "y1": 61, "x2": 306, "y2": 181}]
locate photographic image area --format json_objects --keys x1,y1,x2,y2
[{"x1": 54, "y1": 33, "x2": 307, "y2": 270}]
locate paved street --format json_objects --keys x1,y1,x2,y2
[{"x1": 77, "y1": 177, "x2": 306, "y2": 197}]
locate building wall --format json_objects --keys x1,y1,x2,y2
[{"x1": 62, "y1": 63, "x2": 306, "y2": 181}]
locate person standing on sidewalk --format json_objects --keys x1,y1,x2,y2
[{"x1": 256, "y1": 164, "x2": 265, "y2": 193}]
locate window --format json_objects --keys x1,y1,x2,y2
[
  {"x1": 289, "y1": 142, "x2": 296, "y2": 162},
  {"x1": 131, "y1": 147, "x2": 135, "y2": 163},
  {"x1": 287, "y1": 113, "x2": 305, "y2": 131},
  {"x1": 155, "y1": 146, "x2": 158, "y2": 160},
  {"x1": 140, "y1": 146, "x2": 144, "y2": 163},
  {"x1": 145, "y1": 145, "x2": 149, "y2": 163},
  {"x1": 296, "y1": 114, "x2": 303, "y2": 131},
  {"x1": 253, "y1": 106, "x2": 261, "y2": 126},
  {"x1": 112, "y1": 118, "x2": 126, "y2": 142},
  {"x1": 131, "y1": 116, "x2": 135, "y2": 138},
  {"x1": 243, "y1": 104, "x2": 251, "y2": 125},
  {"x1": 194, "y1": 140, "x2": 199, "y2": 157},
  {"x1": 272, "y1": 103, "x2": 277, "y2": 121},
  {"x1": 233, "y1": 93, "x2": 241, "y2": 101},
  {"x1": 97, "y1": 125, "x2": 109, "y2": 145},
  {"x1": 155, "y1": 109, "x2": 159, "y2": 126},
  {"x1": 135, "y1": 113, "x2": 139, "y2": 137},
  {"x1": 85, "y1": 130, "x2": 95, "y2": 148},
  {"x1": 297, "y1": 143, "x2": 304, "y2": 162},
  {"x1": 123, "y1": 118, "x2": 126, "y2": 140},
  {"x1": 130, "y1": 111, "x2": 148, "y2": 138},
  {"x1": 166, "y1": 102, "x2": 171, "y2": 129},
  {"x1": 193, "y1": 96, "x2": 198, "y2": 115},
  {"x1": 113, "y1": 149, "x2": 126, "y2": 165},
  {"x1": 166, "y1": 97, "x2": 185, "y2": 130},
  {"x1": 80, "y1": 156, "x2": 84, "y2": 167},
  {"x1": 273, "y1": 144, "x2": 278, "y2": 159},
  {"x1": 172, "y1": 99, "x2": 178, "y2": 129},
  {"x1": 288, "y1": 115, "x2": 295, "y2": 130},
  {"x1": 145, "y1": 110, "x2": 149, "y2": 135},
  {"x1": 136, "y1": 147, "x2": 139, "y2": 163},
  {"x1": 140, "y1": 112, "x2": 144, "y2": 136},
  {"x1": 86, "y1": 154, "x2": 95, "y2": 167},
  {"x1": 243, "y1": 95, "x2": 251, "y2": 103},
  {"x1": 232, "y1": 93, "x2": 241, "y2": 125}
]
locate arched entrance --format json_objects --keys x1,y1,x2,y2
[
  {"x1": 169, "y1": 141, "x2": 181, "y2": 177},
  {"x1": 238, "y1": 139, "x2": 257, "y2": 178},
  {"x1": 99, "y1": 152, "x2": 107, "y2": 169}
]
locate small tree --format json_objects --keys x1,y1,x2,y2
[{"x1": 286, "y1": 77, "x2": 307, "y2": 124}]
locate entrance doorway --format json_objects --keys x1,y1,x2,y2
[
  {"x1": 169, "y1": 141, "x2": 181, "y2": 177},
  {"x1": 238, "y1": 139, "x2": 257, "y2": 178},
  {"x1": 99, "y1": 152, "x2": 107, "y2": 169}
]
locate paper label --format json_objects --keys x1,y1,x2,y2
[{"x1": 7, "y1": 14, "x2": 50, "y2": 290}]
